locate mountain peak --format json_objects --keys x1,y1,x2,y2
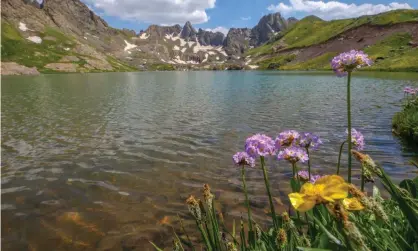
[
  {"x1": 251, "y1": 12, "x2": 288, "y2": 45},
  {"x1": 180, "y1": 21, "x2": 197, "y2": 40}
]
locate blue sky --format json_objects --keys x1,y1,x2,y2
[{"x1": 82, "y1": 0, "x2": 417, "y2": 34}]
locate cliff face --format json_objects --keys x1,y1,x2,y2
[
  {"x1": 144, "y1": 24, "x2": 182, "y2": 38},
  {"x1": 197, "y1": 29, "x2": 225, "y2": 46},
  {"x1": 223, "y1": 28, "x2": 252, "y2": 55},
  {"x1": 180, "y1": 21, "x2": 197, "y2": 41}
]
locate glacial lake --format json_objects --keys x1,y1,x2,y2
[{"x1": 2, "y1": 71, "x2": 418, "y2": 250}]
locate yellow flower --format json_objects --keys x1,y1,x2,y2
[
  {"x1": 342, "y1": 198, "x2": 364, "y2": 211},
  {"x1": 288, "y1": 175, "x2": 349, "y2": 212}
]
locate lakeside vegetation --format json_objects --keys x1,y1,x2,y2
[{"x1": 393, "y1": 87, "x2": 418, "y2": 143}]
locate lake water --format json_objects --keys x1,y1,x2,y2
[{"x1": 2, "y1": 71, "x2": 418, "y2": 250}]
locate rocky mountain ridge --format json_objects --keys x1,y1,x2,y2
[
  {"x1": 2, "y1": 0, "x2": 416, "y2": 74},
  {"x1": 2, "y1": 0, "x2": 298, "y2": 74}
]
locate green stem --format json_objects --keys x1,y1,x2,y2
[
  {"x1": 292, "y1": 162, "x2": 301, "y2": 191},
  {"x1": 241, "y1": 166, "x2": 253, "y2": 232},
  {"x1": 306, "y1": 148, "x2": 311, "y2": 180},
  {"x1": 198, "y1": 223, "x2": 212, "y2": 251},
  {"x1": 347, "y1": 71, "x2": 352, "y2": 183},
  {"x1": 360, "y1": 164, "x2": 365, "y2": 192},
  {"x1": 292, "y1": 163, "x2": 299, "y2": 180},
  {"x1": 336, "y1": 141, "x2": 346, "y2": 175},
  {"x1": 260, "y1": 156, "x2": 277, "y2": 229}
]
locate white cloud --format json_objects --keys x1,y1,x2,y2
[
  {"x1": 267, "y1": 0, "x2": 412, "y2": 20},
  {"x1": 241, "y1": 16, "x2": 251, "y2": 20},
  {"x1": 82, "y1": 0, "x2": 216, "y2": 24},
  {"x1": 205, "y1": 26, "x2": 229, "y2": 35}
]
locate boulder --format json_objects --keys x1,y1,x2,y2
[{"x1": 1, "y1": 62, "x2": 40, "y2": 75}]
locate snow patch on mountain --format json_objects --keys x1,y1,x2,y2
[
  {"x1": 139, "y1": 33, "x2": 150, "y2": 39},
  {"x1": 202, "y1": 53, "x2": 209, "y2": 63},
  {"x1": 173, "y1": 45, "x2": 180, "y2": 51},
  {"x1": 173, "y1": 55, "x2": 199, "y2": 64},
  {"x1": 124, "y1": 40, "x2": 137, "y2": 51},
  {"x1": 165, "y1": 33, "x2": 188, "y2": 46},
  {"x1": 19, "y1": 22, "x2": 31, "y2": 31},
  {"x1": 27, "y1": 36, "x2": 42, "y2": 44},
  {"x1": 192, "y1": 42, "x2": 220, "y2": 53},
  {"x1": 215, "y1": 47, "x2": 228, "y2": 57}
]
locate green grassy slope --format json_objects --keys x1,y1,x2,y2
[
  {"x1": 247, "y1": 9, "x2": 418, "y2": 57},
  {"x1": 1, "y1": 21, "x2": 136, "y2": 73},
  {"x1": 248, "y1": 10, "x2": 418, "y2": 72},
  {"x1": 364, "y1": 33, "x2": 418, "y2": 72}
]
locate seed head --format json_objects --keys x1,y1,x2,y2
[
  {"x1": 226, "y1": 242, "x2": 237, "y2": 251},
  {"x1": 351, "y1": 150, "x2": 382, "y2": 177},
  {"x1": 343, "y1": 221, "x2": 371, "y2": 251},
  {"x1": 203, "y1": 184, "x2": 214, "y2": 211},
  {"x1": 186, "y1": 195, "x2": 202, "y2": 223},
  {"x1": 276, "y1": 228, "x2": 287, "y2": 248}
]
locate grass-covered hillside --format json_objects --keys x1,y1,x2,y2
[
  {"x1": 1, "y1": 21, "x2": 136, "y2": 73},
  {"x1": 247, "y1": 10, "x2": 418, "y2": 72}
]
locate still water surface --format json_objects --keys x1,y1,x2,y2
[{"x1": 2, "y1": 71, "x2": 418, "y2": 250}]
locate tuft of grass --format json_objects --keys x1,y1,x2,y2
[{"x1": 393, "y1": 96, "x2": 418, "y2": 143}]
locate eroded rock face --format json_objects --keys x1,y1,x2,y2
[
  {"x1": 1, "y1": 62, "x2": 40, "y2": 75},
  {"x1": 180, "y1": 21, "x2": 197, "y2": 41},
  {"x1": 197, "y1": 29, "x2": 225, "y2": 46},
  {"x1": 223, "y1": 28, "x2": 252, "y2": 55},
  {"x1": 144, "y1": 24, "x2": 182, "y2": 38}
]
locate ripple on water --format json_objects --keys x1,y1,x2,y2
[
  {"x1": 1, "y1": 186, "x2": 31, "y2": 194},
  {"x1": 1, "y1": 204, "x2": 16, "y2": 210}
]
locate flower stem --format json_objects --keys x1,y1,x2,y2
[
  {"x1": 306, "y1": 148, "x2": 311, "y2": 180},
  {"x1": 360, "y1": 164, "x2": 365, "y2": 192},
  {"x1": 197, "y1": 223, "x2": 212, "y2": 250},
  {"x1": 241, "y1": 166, "x2": 253, "y2": 232},
  {"x1": 336, "y1": 141, "x2": 346, "y2": 175},
  {"x1": 260, "y1": 156, "x2": 277, "y2": 229},
  {"x1": 347, "y1": 71, "x2": 352, "y2": 183}
]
